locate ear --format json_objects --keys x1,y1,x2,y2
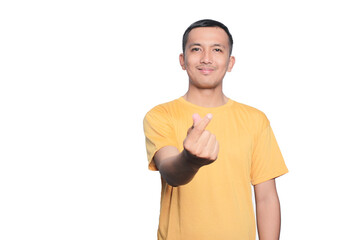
[
  {"x1": 179, "y1": 53, "x2": 186, "y2": 70},
  {"x1": 227, "y1": 56, "x2": 235, "y2": 72}
]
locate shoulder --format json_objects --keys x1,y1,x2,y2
[
  {"x1": 145, "y1": 98, "x2": 179, "y2": 117},
  {"x1": 144, "y1": 98, "x2": 180, "y2": 125},
  {"x1": 231, "y1": 100, "x2": 268, "y2": 121},
  {"x1": 230, "y1": 100, "x2": 270, "y2": 132}
]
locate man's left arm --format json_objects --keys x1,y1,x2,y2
[{"x1": 254, "y1": 178, "x2": 281, "y2": 240}]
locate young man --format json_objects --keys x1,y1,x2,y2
[{"x1": 143, "y1": 19, "x2": 288, "y2": 240}]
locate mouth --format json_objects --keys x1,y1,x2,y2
[{"x1": 197, "y1": 67, "x2": 215, "y2": 75}]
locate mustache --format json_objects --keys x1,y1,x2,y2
[{"x1": 196, "y1": 66, "x2": 216, "y2": 70}]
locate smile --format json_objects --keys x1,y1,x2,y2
[{"x1": 198, "y1": 67, "x2": 215, "y2": 75}]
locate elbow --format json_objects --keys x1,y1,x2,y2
[
  {"x1": 161, "y1": 173, "x2": 191, "y2": 187},
  {"x1": 163, "y1": 177, "x2": 187, "y2": 187}
]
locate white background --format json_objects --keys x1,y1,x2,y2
[{"x1": 1, "y1": 0, "x2": 359, "y2": 239}]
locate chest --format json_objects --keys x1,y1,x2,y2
[{"x1": 173, "y1": 113, "x2": 254, "y2": 172}]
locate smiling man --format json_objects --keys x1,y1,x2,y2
[{"x1": 143, "y1": 19, "x2": 288, "y2": 240}]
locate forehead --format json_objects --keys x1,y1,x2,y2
[{"x1": 186, "y1": 27, "x2": 229, "y2": 47}]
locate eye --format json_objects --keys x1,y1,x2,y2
[
  {"x1": 191, "y1": 47, "x2": 201, "y2": 52},
  {"x1": 214, "y1": 48, "x2": 223, "y2": 52}
]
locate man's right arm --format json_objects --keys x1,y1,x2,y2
[{"x1": 153, "y1": 113, "x2": 219, "y2": 187}]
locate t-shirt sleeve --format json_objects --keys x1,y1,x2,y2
[
  {"x1": 143, "y1": 107, "x2": 178, "y2": 171},
  {"x1": 250, "y1": 122, "x2": 288, "y2": 185}
]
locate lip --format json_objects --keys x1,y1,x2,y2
[{"x1": 198, "y1": 67, "x2": 215, "y2": 75}]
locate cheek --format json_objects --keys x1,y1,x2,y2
[
  {"x1": 219, "y1": 58, "x2": 231, "y2": 70},
  {"x1": 185, "y1": 56, "x2": 198, "y2": 67}
]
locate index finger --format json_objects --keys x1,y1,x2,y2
[{"x1": 192, "y1": 113, "x2": 212, "y2": 133}]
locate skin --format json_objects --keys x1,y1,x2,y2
[
  {"x1": 154, "y1": 113, "x2": 218, "y2": 187},
  {"x1": 255, "y1": 179, "x2": 281, "y2": 240},
  {"x1": 154, "y1": 26, "x2": 281, "y2": 239},
  {"x1": 179, "y1": 27, "x2": 235, "y2": 107}
]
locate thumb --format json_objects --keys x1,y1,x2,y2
[{"x1": 192, "y1": 113, "x2": 201, "y2": 125}]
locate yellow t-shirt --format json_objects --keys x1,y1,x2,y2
[{"x1": 143, "y1": 97, "x2": 288, "y2": 240}]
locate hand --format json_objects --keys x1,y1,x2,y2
[{"x1": 183, "y1": 113, "x2": 219, "y2": 167}]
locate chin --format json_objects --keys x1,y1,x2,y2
[
  {"x1": 192, "y1": 82, "x2": 221, "y2": 90},
  {"x1": 189, "y1": 74, "x2": 224, "y2": 88}
]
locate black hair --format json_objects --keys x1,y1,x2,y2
[{"x1": 182, "y1": 19, "x2": 233, "y2": 55}]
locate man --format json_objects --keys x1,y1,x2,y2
[{"x1": 143, "y1": 19, "x2": 288, "y2": 240}]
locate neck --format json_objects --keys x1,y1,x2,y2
[{"x1": 183, "y1": 87, "x2": 228, "y2": 108}]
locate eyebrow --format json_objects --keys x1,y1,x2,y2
[
  {"x1": 188, "y1": 43, "x2": 201, "y2": 48},
  {"x1": 188, "y1": 43, "x2": 226, "y2": 49},
  {"x1": 213, "y1": 44, "x2": 226, "y2": 48}
]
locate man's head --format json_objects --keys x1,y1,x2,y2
[
  {"x1": 182, "y1": 19, "x2": 233, "y2": 56},
  {"x1": 180, "y1": 19, "x2": 235, "y2": 90}
]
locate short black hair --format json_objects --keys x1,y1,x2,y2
[{"x1": 182, "y1": 19, "x2": 233, "y2": 55}]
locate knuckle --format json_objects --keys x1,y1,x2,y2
[
  {"x1": 183, "y1": 141, "x2": 192, "y2": 151},
  {"x1": 209, "y1": 150, "x2": 218, "y2": 160},
  {"x1": 211, "y1": 133, "x2": 217, "y2": 140},
  {"x1": 194, "y1": 147, "x2": 202, "y2": 157},
  {"x1": 203, "y1": 130, "x2": 210, "y2": 135},
  {"x1": 202, "y1": 130, "x2": 211, "y2": 138}
]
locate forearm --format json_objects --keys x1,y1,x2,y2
[
  {"x1": 156, "y1": 150, "x2": 201, "y2": 187},
  {"x1": 256, "y1": 195, "x2": 281, "y2": 240},
  {"x1": 154, "y1": 113, "x2": 218, "y2": 187}
]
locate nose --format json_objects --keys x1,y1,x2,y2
[{"x1": 200, "y1": 49, "x2": 212, "y2": 64}]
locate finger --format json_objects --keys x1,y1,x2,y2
[
  {"x1": 210, "y1": 140, "x2": 219, "y2": 161},
  {"x1": 192, "y1": 113, "x2": 201, "y2": 126},
  {"x1": 203, "y1": 133, "x2": 217, "y2": 160},
  {"x1": 206, "y1": 133, "x2": 217, "y2": 148},
  {"x1": 187, "y1": 113, "x2": 213, "y2": 142},
  {"x1": 193, "y1": 113, "x2": 212, "y2": 132},
  {"x1": 195, "y1": 130, "x2": 212, "y2": 154},
  {"x1": 187, "y1": 113, "x2": 201, "y2": 136}
]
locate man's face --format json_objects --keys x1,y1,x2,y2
[{"x1": 180, "y1": 27, "x2": 235, "y2": 90}]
